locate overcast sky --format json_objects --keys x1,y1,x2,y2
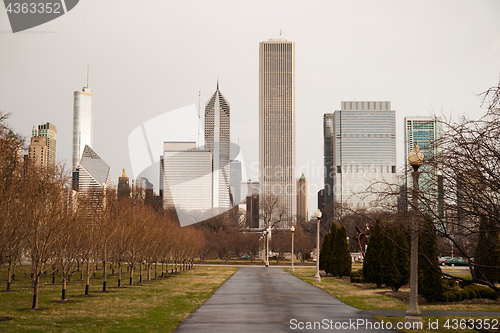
[{"x1": 1, "y1": 0, "x2": 500, "y2": 216}]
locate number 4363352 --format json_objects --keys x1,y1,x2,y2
[{"x1": 6, "y1": 2, "x2": 62, "y2": 14}]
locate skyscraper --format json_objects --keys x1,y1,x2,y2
[
  {"x1": 205, "y1": 82, "x2": 230, "y2": 208},
  {"x1": 75, "y1": 145, "x2": 112, "y2": 192},
  {"x1": 117, "y1": 169, "x2": 130, "y2": 199},
  {"x1": 31, "y1": 122, "x2": 57, "y2": 173},
  {"x1": 297, "y1": 174, "x2": 307, "y2": 221},
  {"x1": 259, "y1": 38, "x2": 296, "y2": 228},
  {"x1": 162, "y1": 142, "x2": 212, "y2": 213},
  {"x1": 323, "y1": 114, "x2": 335, "y2": 212},
  {"x1": 230, "y1": 159, "x2": 242, "y2": 207},
  {"x1": 27, "y1": 136, "x2": 47, "y2": 170},
  {"x1": 328, "y1": 101, "x2": 397, "y2": 210},
  {"x1": 72, "y1": 84, "x2": 93, "y2": 187},
  {"x1": 404, "y1": 116, "x2": 443, "y2": 216}
]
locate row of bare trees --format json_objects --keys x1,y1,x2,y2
[{"x1": 0, "y1": 113, "x2": 205, "y2": 308}]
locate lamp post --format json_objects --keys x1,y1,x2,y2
[
  {"x1": 290, "y1": 225, "x2": 295, "y2": 272},
  {"x1": 405, "y1": 144, "x2": 424, "y2": 325},
  {"x1": 264, "y1": 227, "x2": 271, "y2": 267},
  {"x1": 314, "y1": 209, "x2": 322, "y2": 282}
]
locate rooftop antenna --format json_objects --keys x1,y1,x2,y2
[
  {"x1": 280, "y1": 29, "x2": 282, "y2": 36},
  {"x1": 86, "y1": 64, "x2": 90, "y2": 88}
]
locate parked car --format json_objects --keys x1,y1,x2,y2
[
  {"x1": 443, "y1": 257, "x2": 468, "y2": 266},
  {"x1": 237, "y1": 255, "x2": 257, "y2": 260},
  {"x1": 439, "y1": 257, "x2": 453, "y2": 266},
  {"x1": 312, "y1": 255, "x2": 317, "y2": 262}
]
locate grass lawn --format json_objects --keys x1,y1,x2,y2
[
  {"x1": 0, "y1": 265, "x2": 236, "y2": 332},
  {"x1": 286, "y1": 266, "x2": 500, "y2": 332}
]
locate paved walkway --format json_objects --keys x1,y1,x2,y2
[{"x1": 175, "y1": 267, "x2": 398, "y2": 332}]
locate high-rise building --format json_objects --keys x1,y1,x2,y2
[
  {"x1": 117, "y1": 169, "x2": 130, "y2": 199},
  {"x1": 328, "y1": 101, "x2": 397, "y2": 210},
  {"x1": 297, "y1": 174, "x2": 307, "y2": 221},
  {"x1": 72, "y1": 85, "x2": 93, "y2": 187},
  {"x1": 246, "y1": 194, "x2": 259, "y2": 228},
  {"x1": 404, "y1": 116, "x2": 443, "y2": 217},
  {"x1": 75, "y1": 145, "x2": 112, "y2": 192},
  {"x1": 323, "y1": 114, "x2": 335, "y2": 212},
  {"x1": 162, "y1": 142, "x2": 212, "y2": 213},
  {"x1": 31, "y1": 122, "x2": 56, "y2": 173},
  {"x1": 205, "y1": 82, "x2": 231, "y2": 209},
  {"x1": 27, "y1": 136, "x2": 47, "y2": 170},
  {"x1": 259, "y1": 38, "x2": 296, "y2": 228},
  {"x1": 230, "y1": 160, "x2": 242, "y2": 207}
]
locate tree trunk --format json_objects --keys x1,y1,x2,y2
[
  {"x1": 118, "y1": 263, "x2": 122, "y2": 287},
  {"x1": 62, "y1": 278, "x2": 67, "y2": 301},
  {"x1": 12, "y1": 262, "x2": 15, "y2": 280},
  {"x1": 129, "y1": 264, "x2": 134, "y2": 285},
  {"x1": 32, "y1": 275, "x2": 40, "y2": 309},
  {"x1": 7, "y1": 261, "x2": 12, "y2": 291},
  {"x1": 139, "y1": 264, "x2": 143, "y2": 283},
  {"x1": 147, "y1": 264, "x2": 151, "y2": 281},
  {"x1": 52, "y1": 270, "x2": 56, "y2": 284},
  {"x1": 103, "y1": 259, "x2": 107, "y2": 292},
  {"x1": 85, "y1": 273, "x2": 90, "y2": 295},
  {"x1": 155, "y1": 262, "x2": 158, "y2": 279}
]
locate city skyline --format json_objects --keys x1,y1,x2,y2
[{"x1": 1, "y1": 0, "x2": 499, "y2": 215}]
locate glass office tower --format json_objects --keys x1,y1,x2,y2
[
  {"x1": 404, "y1": 116, "x2": 443, "y2": 217},
  {"x1": 329, "y1": 101, "x2": 397, "y2": 210}
]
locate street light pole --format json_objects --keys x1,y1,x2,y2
[
  {"x1": 314, "y1": 209, "x2": 322, "y2": 282},
  {"x1": 405, "y1": 145, "x2": 424, "y2": 325},
  {"x1": 291, "y1": 225, "x2": 295, "y2": 272},
  {"x1": 265, "y1": 227, "x2": 271, "y2": 267}
]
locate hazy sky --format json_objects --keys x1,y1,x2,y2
[{"x1": 1, "y1": 0, "x2": 500, "y2": 215}]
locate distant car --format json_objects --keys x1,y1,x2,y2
[
  {"x1": 443, "y1": 257, "x2": 468, "y2": 266},
  {"x1": 237, "y1": 255, "x2": 252, "y2": 260},
  {"x1": 439, "y1": 257, "x2": 453, "y2": 266},
  {"x1": 312, "y1": 255, "x2": 317, "y2": 262}
]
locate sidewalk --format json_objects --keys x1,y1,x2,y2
[{"x1": 175, "y1": 267, "x2": 398, "y2": 332}]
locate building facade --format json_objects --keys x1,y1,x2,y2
[
  {"x1": 73, "y1": 86, "x2": 93, "y2": 187},
  {"x1": 323, "y1": 114, "x2": 335, "y2": 212},
  {"x1": 328, "y1": 101, "x2": 397, "y2": 210},
  {"x1": 31, "y1": 122, "x2": 57, "y2": 173},
  {"x1": 205, "y1": 82, "x2": 231, "y2": 208},
  {"x1": 297, "y1": 174, "x2": 307, "y2": 221},
  {"x1": 27, "y1": 136, "x2": 48, "y2": 170},
  {"x1": 230, "y1": 159, "x2": 242, "y2": 207},
  {"x1": 117, "y1": 169, "x2": 130, "y2": 199},
  {"x1": 404, "y1": 116, "x2": 443, "y2": 218},
  {"x1": 259, "y1": 38, "x2": 296, "y2": 228},
  {"x1": 75, "y1": 145, "x2": 112, "y2": 192},
  {"x1": 162, "y1": 142, "x2": 212, "y2": 212}
]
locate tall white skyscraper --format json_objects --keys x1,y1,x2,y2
[
  {"x1": 72, "y1": 86, "x2": 93, "y2": 172},
  {"x1": 329, "y1": 101, "x2": 397, "y2": 210},
  {"x1": 259, "y1": 38, "x2": 296, "y2": 229},
  {"x1": 205, "y1": 81, "x2": 230, "y2": 208}
]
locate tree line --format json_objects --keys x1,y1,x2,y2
[{"x1": 0, "y1": 113, "x2": 204, "y2": 309}]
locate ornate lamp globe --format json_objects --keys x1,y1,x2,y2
[
  {"x1": 315, "y1": 209, "x2": 322, "y2": 220},
  {"x1": 408, "y1": 144, "x2": 424, "y2": 171},
  {"x1": 290, "y1": 226, "x2": 295, "y2": 232}
]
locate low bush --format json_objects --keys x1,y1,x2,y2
[{"x1": 350, "y1": 269, "x2": 364, "y2": 283}]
